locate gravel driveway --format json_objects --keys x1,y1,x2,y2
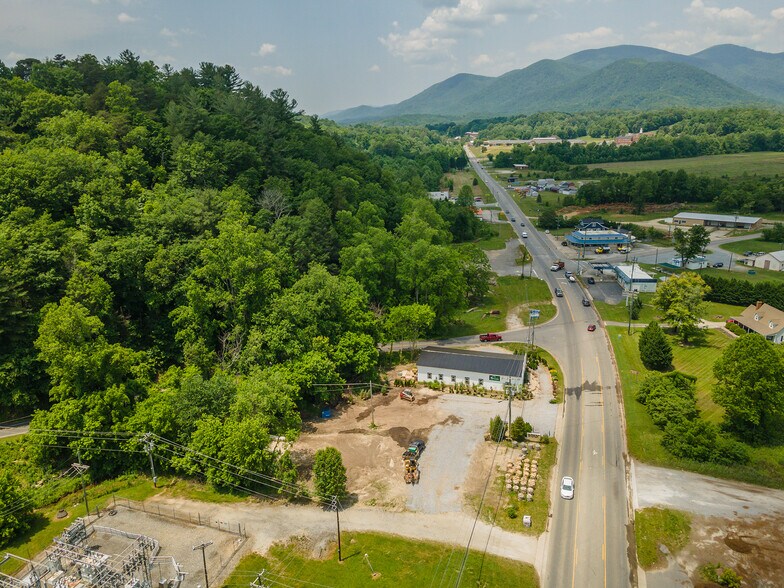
[
  {"x1": 407, "y1": 395, "x2": 506, "y2": 513},
  {"x1": 633, "y1": 461, "x2": 784, "y2": 518}
]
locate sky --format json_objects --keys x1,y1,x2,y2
[{"x1": 2, "y1": 0, "x2": 784, "y2": 115}]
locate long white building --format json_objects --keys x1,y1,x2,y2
[{"x1": 416, "y1": 347, "x2": 526, "y2": 391}]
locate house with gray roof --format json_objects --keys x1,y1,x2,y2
[
  {"x1": 416, "y1": 347, "x2": 526, "y2": 391},
  {"x1": 730, "y1": 301, "x2": 784, "y2": 343}
]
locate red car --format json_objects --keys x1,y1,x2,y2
[
  {"x1": 587, "y1": 324, "x2": 597, "y2": 332},
  {"x1": 480, "y1": 333, "x2": 503, "y2": 342}
]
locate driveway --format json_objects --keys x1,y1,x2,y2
[{"x1": 633, "y1": 461, "x2": 784, "y2": 518}]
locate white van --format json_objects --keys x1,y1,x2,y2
[{"x1": 521, "y1": 232, "x2": 528, "y2": 238}]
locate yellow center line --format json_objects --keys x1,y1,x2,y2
[
  {"x1": 597, "y1": 355, "x2": 608, "y2": 587},
  {"x1": 570, "y1": 363, "x2": 584, "y2": 588}
]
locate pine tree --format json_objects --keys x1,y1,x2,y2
[{"x1": 639, "y1": 321, "x2": 673, "y2": 371}]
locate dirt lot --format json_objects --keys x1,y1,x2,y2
[
  {"x1": 293, "y1": 384, "x2": 511, "y2": 512},
  {"x1": 646, "y1": 514, "x2": 784, "y2": 588}
]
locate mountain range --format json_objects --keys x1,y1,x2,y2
[{"x1": 329, "y1": 44, "x2": 784, "y2": 124}]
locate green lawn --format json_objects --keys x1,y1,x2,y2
[
  {"x1": 476, "y1": 222, "x2": 516, "y2": 250},
  {"x1": 696, "y1": 266, "x2": 784, "y2": 284},
  {"x1": 222, "y1": 532, "x2": 539, "y2": 588},
  {"x1": 444, "y1": 169, "x2": 492, "y2": 202},
  {"x1": 593, "y1": 293, "x2": 659, "y2": 324},
  {"x1": 510, "y1": 192, "x2": 563, "y2": 218},
  {"x1": 587, "y1": 152, "x2": 784, "y2": 177},
  {"x1": 635, "y1": 508, "x2": 691, "y2": 569},
  {"x1": 439, "y1": 276, "x2": 554, "y2": 338},
  {"x1": 608, "y1": 326, "x2": 784, "y2": 488},
  {"x1": 719, "y1": 238, "x2": 783, "y2": 255}
]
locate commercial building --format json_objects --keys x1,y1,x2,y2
[
  {"x1": 730, "y1": 301, "x2": 784, "y2": 343},
  {"x1": 747, "y1": 250, "x2": 784, "y2": 272},
  {"x1": 416, "y1": 347, "x2": 526, "y2": 392},
  {"x1": 565, "y1": 227, "x2": 631, "y2": 248},
  {"x1": 672, "y1": 212, "x2": 762, "y2": 230},
  {"x1": 614, "y1": 264, "x2": 658, "y2": 293}
]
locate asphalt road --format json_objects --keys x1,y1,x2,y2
[{"x1": 466, "y1": 150, "x2": 632, "y2": 587}]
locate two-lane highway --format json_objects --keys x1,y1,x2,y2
[{"x1": 466, "y1": 148, "x2": 633, "y2": 587}]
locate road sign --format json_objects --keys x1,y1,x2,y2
[
  {"x1": 529, "y1": 309, "x2": 540, "y2": 319},
  {"x1": 489, "y1": 375, "x2": 501, "y2": 382}
]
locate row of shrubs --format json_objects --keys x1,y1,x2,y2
[{"x1": 636, "y1": 371, "x2": 749, "y2": 465}]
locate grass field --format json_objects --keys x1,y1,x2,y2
[
  {"x1": 476, "y1": 222, "x2": 516, "y2": 250},
  {"x1": 587, "y1": 152, "x2": 784, "y2": 177},
  {"x1": 608, "y1": 325, "x2": 784, "y2": 488},
  {"x1": 510, "y1": 192, "x2": 564, "y2": 218},
  {"x1": 439, "y1": 276, "x2": 554, "y2": 338},
  {"x1": 593, "y1": 293, "x2": 659, "y2": 323},
  {"x1": 635, "y1": 507, "x2": 691, "y2": 569},
  {"x1": 696, "y1": 266, "x2": 784, "y2": 284},
  {"x1": 444, "y1": 169, "x2": 494, "y2": 203},
  {"x1": 221, "y1": 532, "x2": 540, "y2": 587},
  {"x1": 719, "y1": 238, "x2": 783, "y2": 255}
]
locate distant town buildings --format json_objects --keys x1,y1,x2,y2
[
  {"x1": 614, "y1": 128, "x2": 656, "y2": 146},
  {"x1": 672, "y1": 212, "x2": 762, "y2": 230}
]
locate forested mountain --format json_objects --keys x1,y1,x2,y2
[
  {"x1": 330, "y1": 43, "x2": 782, "y2": 124},
  {"x1": 0, "y1": 52, "x2": 492, "y2": 490}
]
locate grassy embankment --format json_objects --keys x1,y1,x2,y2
[
  {"x1": 501, "y1": 342, "x2": 564, "y2": 404},
  {"x1": 609, "y1": 325, "x2": 784, "y2": 488},
  {"x1": 586, "y1": 151, "x2": 784, "y2": 177},
  {"x1": 476, "y1": 222, "x2": 516, "y2": 251},
  {"x1": 697, "y1": 265, "x2": 784, "y2": 284},
  {"x1": 635, "y1": 507, "x2": 691, "y2": 569},
  {"x1": 466, "y1": 440, "x2": 557, "y2": 537},
  {"x1": 438, "y1": 276, "x2": 556, "y2": 339},
  {"x1": 592, "y1": 294, "x2": 743, "y2": 325},
  {"x1": 222, "y1": 532, "x2": 539, "y2": 587}
]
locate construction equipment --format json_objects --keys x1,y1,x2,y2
[{"x1": 403, "y1": 458, "x2": 420, "y2": 484}]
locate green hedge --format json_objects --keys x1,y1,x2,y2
[{"x1": 701, "y1": 274, "x2": 784, "y2": 308}]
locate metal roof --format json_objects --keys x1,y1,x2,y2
[
  {"x1": 673, "y1": 212, "x2": 760, "y2": 224},
  {"x1": 614, "y1": 265, "x2": 656, "y2": 282},
  {"x1": 417, "y1": 347, "x2": 525, "y2": 378}
]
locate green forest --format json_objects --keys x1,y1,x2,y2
[{"x1": 0, "y1": 51, "x2": 500, "y2": 541}]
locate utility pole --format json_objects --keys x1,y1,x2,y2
[
  {"x1": 74, "y1": 449, "x2": 90, "y2": 517},
  {"x1": 143, "y1": 433, "x2": 158, "y2": 487},
  {"x1": 627, "y1": 258, "x2": 637, "y2": 335},
  {"x1": 369, "y1": 382, "x2": 375, "y2": 428},
  {"x1": 192, "y1": 541, "x2": 213, "y2": 588},
  {"x1": 331, "y1": 496, "x2": 342, "y2": 562}
]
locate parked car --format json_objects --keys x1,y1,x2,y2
[
  {"x1": 560, "y1": 476, "x2": 575, "y2": 500},
  {"x1": 555, "y1": 288, "x2": 564, "y2": 297},
  {"x1": 744, "y1": 250, "x2": 753, "y2": 256},
  {"x1": 586, "y1": 277, "x2": 596, "y2": 285},
  {"x1": 712, "y1": 262, "x2": 724, "y2": 268},
  {"x1": 587, "y1": 324, "x2": 597, "y2": 332},
  {"x1": 545, "y1": 229, "x2": 550, "y2": 234},
  {"x1": 479, "y1": 333, "x2": 502, "y2": 342},
  {"x1": 521, "y1": 232, "x2": 528, "y2": 238},
  {"x1": 582, "y1": 298, "x2": 590, "y2": 307},
  {"x1": 561, "y1": 240, "x2": 569, "y2": 246},
  {"x1": 400, "y1": 389, "x2": 415, "y2": 402}
]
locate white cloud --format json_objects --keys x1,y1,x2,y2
[
  {"x1": 381, "y1": 0, "x2": 543, "y2": 62},
  {"x1": 562, "y1": 26, "x2": 617, "y2": 44},
  {"x1": 772, "y1": 7, "x2": 784, "y2": 20},
  {"x1": 253, "y1": 65, "x2": 292, "y2": 76},
  {"x1": 256, "y1": 43, "x2": 277, "y2": 57},
  {"x1": 117, "y1": 12, "x2": 138, "y2": 23},
  {"x1": 471, "y1": 53, "x2": 491, "y2": 66},
  {"x1": 369, "y1": 64, "x2": 381, "y2": 72},
  {"x1": 532, "y1": 25, "x2": 622, "y2": 55},
  {"x1": 6, "y1": 51, "x2": 26, "y2": 62}
]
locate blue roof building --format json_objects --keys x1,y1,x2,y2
[{"x1": 565, "y1": 227, "x2": 631, "y2": 247}]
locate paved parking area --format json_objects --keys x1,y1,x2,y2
[{"x1": 584, "y1": 276, "x2": 623, "y2": 304}]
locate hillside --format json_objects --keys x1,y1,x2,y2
[{"x1": 329, "y1": 43, "x2": 782, "y2": 124}]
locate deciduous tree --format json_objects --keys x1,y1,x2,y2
[
  {"x1": 652, "y1": 273, "x2": 710, "y2": 342},
  {"x1": 312, "y1": 447, "x2": 347, "y2": 500}
]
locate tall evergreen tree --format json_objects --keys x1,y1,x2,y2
[{"x1": 639, "y1": 321, "x2": 673, "y2": 371}]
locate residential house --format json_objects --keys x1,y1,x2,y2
[
  {"x1": 730, "y1": 301, "x2": 784, "y2": 343},
  {"x1": 748, "y1": 250, "x2": 784, "y2": 272}
]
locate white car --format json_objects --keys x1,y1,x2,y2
[
  {"x1": 521, "y1": 232, "x2": 528, "y2": 238},
  {"x1": 568, "y1": 275, "x2": 576, "y2": 283},
  {"x1": 560, "y1": 476, "x2": 574, "y2": 500}
]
